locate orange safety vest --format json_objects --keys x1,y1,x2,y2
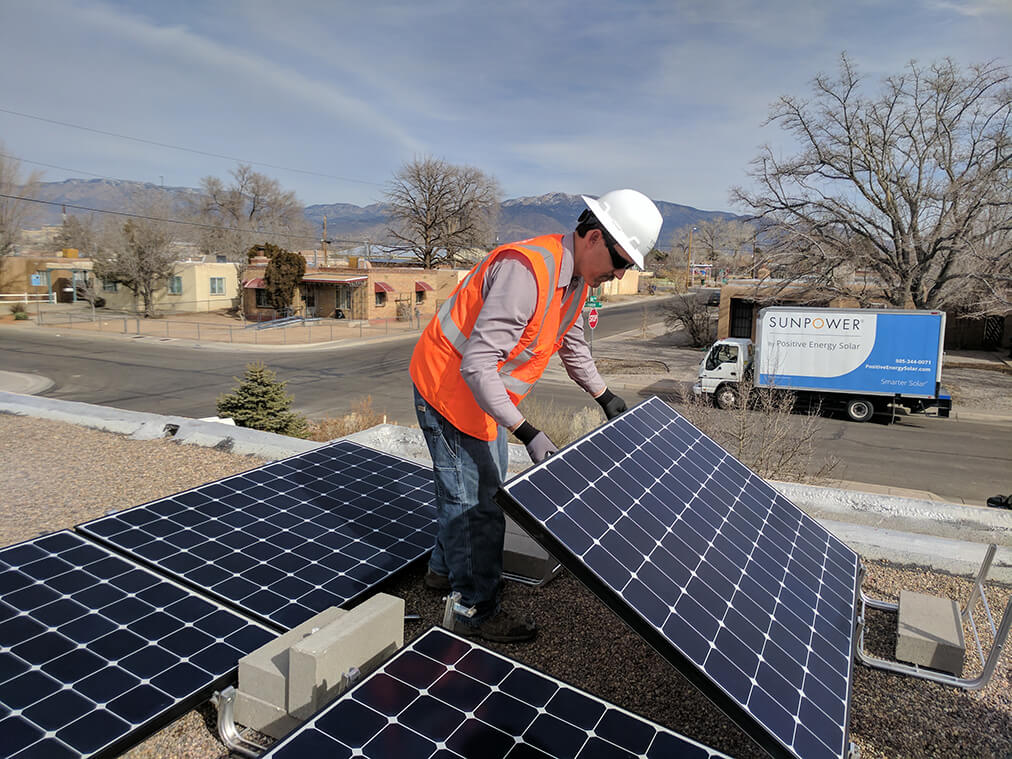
[{"x1": 410, "y1": 234, "x2": 589, "y2": 441}]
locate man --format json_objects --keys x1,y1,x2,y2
[{"x1": 410, "y1": 189, "x2": 663, "y2": 642}]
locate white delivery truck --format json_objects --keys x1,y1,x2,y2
[{"x1": 692, "y1": 307, "x2": 952, "y2": 422}]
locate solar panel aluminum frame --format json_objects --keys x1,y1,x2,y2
[
  {"x1": 495, "y1": 397, "x2": 861, "y2": 759},
  {"x1": 0, "y1": 530, "x2": 276, "y2": 759}
]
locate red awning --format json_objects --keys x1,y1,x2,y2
[
  {"x1": 243, "y1": 278, "x2": 265, "y2": 289},
  {"x1": 414, "y1": 280, "x2": 434, "y2": 292},
  {"x1": 374, "y1": 281, "x2": 394, "y2": 293}
]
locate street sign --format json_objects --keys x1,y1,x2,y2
[
  {"x1": 586, "y1": 296, "x2": 601, "y2": 308},
  {"x1": 587, "y1": 308, "x2": 599, "y2": 329}
]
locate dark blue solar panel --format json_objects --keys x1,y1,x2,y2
[
  {"x1": 78, "y1": 440, "x2": 437, "y2": 630},
  {"x1": 497, "y1": 397, "x2": 859, "y2": 759},
  {"x1": 0, "y1": 531, "x2": 274, "y2": 759},
  {"x1": 259, "y1": 626, "x2": 733, "y2": 758}
]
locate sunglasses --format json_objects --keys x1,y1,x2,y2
[{"x1": 604, "y1": 236, "x2": 635, "y2": 270}]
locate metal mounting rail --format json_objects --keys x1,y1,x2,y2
[{"x1": 856, "y1": 544, "x2": 1012, "y2": 690}]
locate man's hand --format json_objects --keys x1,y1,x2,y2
[
  {"x1": 524, "y1": 431, "x2": 558, "y2": 464},
  {"x1": 595, "y1": 388, "x2": 627, "y2": 420},
  {"x1": 512, "y1": 421, "x2": 558, "y2": 464}
]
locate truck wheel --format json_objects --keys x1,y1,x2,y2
[
  {"x1": 715, "y1": 384, "x2": 739, "y2": 410},
  {"x1": 846, "y1": 398, "x2": 874, "y2": 422}
]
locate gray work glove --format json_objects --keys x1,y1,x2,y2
[
  {"x1": 595, "y1": 388, "x2": 627, "y2": 420},
  {"x1": 513, "y1": 421, "x2": 558, "y2": 464}
]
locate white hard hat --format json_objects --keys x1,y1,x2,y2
[{"x1": 581, "y1": 189, "x2": 662, "y2": 268}]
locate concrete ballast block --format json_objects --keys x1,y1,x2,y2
[
  {"x1": 288, "y1": 593, "x2": 405, "y2": 721},
  {"x1": 232, "y1": 690, "x2": 303, "y2": 740},
  {"x1": 237, "y1": 607, "x2": 346, "y2": 710},
  {"x1": 895, "y1": 589, "x2": 966, "y2": 675}
]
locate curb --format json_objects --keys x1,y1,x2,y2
[{"x1": 0, "y1": 391, "x2": 318, "y2": 460}]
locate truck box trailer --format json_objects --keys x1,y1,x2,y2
[{"x1": 692, "y1": 307, "x2": 951, "y2": 422}]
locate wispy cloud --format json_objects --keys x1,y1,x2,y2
[{"x1": 64, "y1": 1, "x2": 423, "y2": 152}]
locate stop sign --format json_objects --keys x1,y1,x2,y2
[{"x1": 587, "y1": 308, "x2": 599, "y2": 329}]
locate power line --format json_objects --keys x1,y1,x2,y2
[
  {"x1": 0, "y1": 107, "x2": 383, "y2": 187},
  {"x1": 0, "y1": 192, "x2": 366, "y2": 246},
  {"x1": 0, "y1": 152, "x2": 108, "y2": 180}
]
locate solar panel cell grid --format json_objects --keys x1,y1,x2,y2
[
  {"x1": 0, "y1": 531, "x2": 275, "y2": 759},
  {"x1": 498, "y1": 397, "x2": 859, "y2": 759},
  {"x1": 260, "y1": 626, "x2": 732, "y2": 759},
  {"x1": 78, "y1": 441, "x2": 437, "y2": 630}
]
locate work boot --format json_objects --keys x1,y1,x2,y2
[
  {"x1": 424, "y1": 569, "x2": 451, "y2": 592},
  {"x1": 454, "y1": 610, "x2": 538, "y2": 643}
]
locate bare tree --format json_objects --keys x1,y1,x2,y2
[
  {"x1": 0, "y1": 144, "x2": 43, "y2": 259},
  {"x1": 385, "y1": 157, "x2": 501, "y2": 268},
  {"x1": 192, "y1": 164, "x2": 312, "y2": 278},
  {"x1": 662, "y1": 292, "x2": 717, "y2": 347},
  {"x1": 92, "y1": 201, "x2": 177, "y2": 318},
  {"x1": 53, "y1": 214, "x2": 99, "y2": 256},
  {"x1": 692, "y1": 218, "x2": 756, "y2": 275},
  {"x1": 734, "y1": 55, "x2": 1012, "y2": 314}
]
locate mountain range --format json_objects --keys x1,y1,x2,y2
[{"x1": 28, "y1": 178, "x2": 741, "y2": 249}]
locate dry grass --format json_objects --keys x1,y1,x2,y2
[
  {"x1": 306, "y1": 396, "x2": 393, "y2": 442},
  {"x1": 679, "y1": 387, "x2": 839, "y2": 484},
  {"x1": 518, "y1": 395, "x2": 603, "y2": 447}
]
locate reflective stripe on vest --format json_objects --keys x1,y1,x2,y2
[{"x1": 435, "y1": 242, "x2": 559, "y2": 377}]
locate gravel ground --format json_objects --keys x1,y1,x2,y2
[{"x1": 1, "y1": 413, "x2": 1009, "y2": 759}]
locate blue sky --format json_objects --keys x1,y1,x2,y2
[{"x1": 1, "y1": 0, "x2": 1008, "y2": 211}]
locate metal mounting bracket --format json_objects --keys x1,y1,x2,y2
[
  {"x1": 855, "y1": 544, "x2": 1012, "y2": 690},
  {"x1": 441, "y1": 591, "x2": 476, "y2": 630},
  {"x1": 210, "y1": 686, "x2": 270, "y2": 758}
]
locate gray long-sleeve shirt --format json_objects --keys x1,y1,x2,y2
[{"x1": 459, "y1": 234, "x2": 606, "y2": 431}]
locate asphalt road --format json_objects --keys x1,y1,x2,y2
[
  {"x1": 2, "y1": 301, "x2": 1010, "y2": 505},
  {"x1": 0, "y1": 302, "x2": 660, "y2": 420}
]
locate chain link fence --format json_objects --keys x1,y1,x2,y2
[{"x1": 34, "y1": 308, "x2": 427, "y2": 345}]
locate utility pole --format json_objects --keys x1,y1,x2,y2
[
  {"x1": 685, "y1": 226, "x2": 696, "y2": 290},
  {"x1": 322, "y1": 216, "x2": 328, "y2": 267}
]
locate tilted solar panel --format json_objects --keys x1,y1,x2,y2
[
  {"x1": 259, "y1": 626, "x2": 734, "y2": 758},
  {"x1": 0, "y1": 531, "x2": 274, "y2": 759},
  {"x1": 78, "y1": 440, "x2": 437, "y2": 630},
  {"x1": 496, "y1": 397, "x2": 860, "y2": 759}
]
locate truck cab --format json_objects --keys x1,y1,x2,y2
[{"x1": 693, "y1": 338, "x2": 754, "y2": 409}]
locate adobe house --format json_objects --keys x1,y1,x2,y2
[
  {"x1": 0, "y1": 254, "x2": 92, "y2": 304},
  {"x1": 98, "y1": 261, "x2": 241, "y2": 313},
  {"x1": 241, "y1": 258, "x2": 457, "y2": 322}
]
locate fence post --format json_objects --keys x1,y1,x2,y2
[
  {"x1": 330, "y1": 323, "x2": 333, "y2": 341},
  {"x1": 123, "y1": 318, "x2": 127, "y2": 334},
  {"x1": 283, "y1": 327, "x2": 287, "y2": 345},
  {"x1": 135, "y1": 318, "x2": 140, "y2": 335},
  {"x1": 196, "y1": 323, "x2": 201, "y2": 341},
  {"x1": 229, "y1": 326, "x2": 233, "y2": 343}
]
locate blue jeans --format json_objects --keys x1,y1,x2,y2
[{"x1": 414, "y1": 385, "x2": 508, "y2": 625}]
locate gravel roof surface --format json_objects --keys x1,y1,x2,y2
[{"x1": 1, "y1": 413, "x2": 1009, "y2": 759}]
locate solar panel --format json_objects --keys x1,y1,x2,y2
[
  {"x1": 259, "y1": 625, "x2": 733, "y2": 758},
  {"x1": 78, "y1": 440, "x2": 437, "y2": 630},
  {"x1": 496, "y1": 397, "x2": 860, "y2": 759},
  {"x1": 0, "y1": 530, "x2": 275, "y2": 759}
]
